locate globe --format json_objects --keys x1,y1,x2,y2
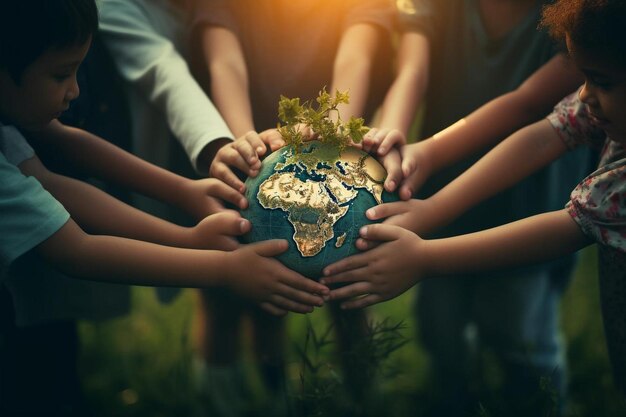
[{"x1": 240, "y1": 140, "x2": 398, "y2": 279}]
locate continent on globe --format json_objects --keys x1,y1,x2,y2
[{"x1": 241, "y1": 140, "x2": 397, "y2": 279}]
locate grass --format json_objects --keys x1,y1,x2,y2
[{"x1": 78, "y1": 246, "x2": 625, "y2": 416}]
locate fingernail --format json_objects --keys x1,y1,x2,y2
[
  {"x1": 366, "y1": 208, "x2": 375, "y2": 218},
  {"x1": 386, "y1": 180, "x2": 395, "y2": 190},
  {"x1": 256, "y1": 146, "x2": 264, "y2": 153},
  {"x1": 379, "y1": 147, "x2": 386, "y2": 154},
  {"x1": 360, "y1": 226, "x2": 368, "y2": 237}
]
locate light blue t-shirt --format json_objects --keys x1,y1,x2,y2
[
  {"x1": 0, "y1": 124, "x2": 70, "y2": 268},
  {"x1": 1, "y1": 124, "x2": 131, "y2": 326}
]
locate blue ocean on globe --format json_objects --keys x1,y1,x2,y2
[{"x1": 240, "y1": 140, "x2": 398, "y2": 279}]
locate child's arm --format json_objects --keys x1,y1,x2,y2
[
  {"x1": 27, "y1": 121, "x2": 245, "y2": 218},
  {"x1": 19, "y1": 155, "x2": 245, "y2": 251},
  {"x1": 38, "y1": 219, "x2": 327, "y2": 315},
  {"x1": 198, "y1": 25, "x2": 255, "y2": 137},
  {"x1": 329, "y1": 23, "x2": 383, "y2": 120},
  {"x1": 367, "y1": 120, "x2": 570, "y2": 238},
  {"x1": 392, "y1": 54, "x2": 582, "y2": 199},
  {"x1": 362, "y1": 30, "x2": 430, "y2": 154},
  {"x1": 98, "y1": 1, "x2": 234, "y2": 174},
  {"x1": 322, "y1": 209, "x2": 591, "y2": 309}
]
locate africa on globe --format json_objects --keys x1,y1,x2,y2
[{"x1": 239, "y1": 90, "x2": 398, "y2": 279}]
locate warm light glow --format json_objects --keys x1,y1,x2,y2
[{"x1": 396, "y1": 0, "x2": 416, "y2": 15}]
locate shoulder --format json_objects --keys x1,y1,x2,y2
[
  {"x1": 547, "y1": 90, "x2": 607, "y2": 150},
  {"x1": 0, "y1": 153, "x2": 69, "y2": 267},
  {"x1": 567, "y1": 159, "x2": 626, "y2": 252}
]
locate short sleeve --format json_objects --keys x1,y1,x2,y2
[
  {"x1": 0, "y1": 153, "x2": 70, "y2": 267},
  {"x1": 566, "y1": 159, "x2": 626, "y2": 253},
  {"x1": 547, "y1": 90, "x2": 607, "y2": 150},
  {"x1": 193, "y1": 0, "x2": 237, "y2": 33},
  {"x1": 395, "y1": 0, "x2": 434, "y2": 36},
  {"x1": 343, "y1": 0, "x2": 395, "y2": 34}
]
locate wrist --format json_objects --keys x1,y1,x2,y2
[{"x1": 198, "y1": 138, "x2": 233, "y2": 173}]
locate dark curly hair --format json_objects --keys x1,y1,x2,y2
[
  {"x1": 0, "y1": 0, "x2": 98, "y2": 83},
  {"x1": 541, "y1": 0, "x2": 626, "y2": 67}
]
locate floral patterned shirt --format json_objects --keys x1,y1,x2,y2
[{"x1": 548, "y1": 91, "x2": 626, "y2": 254}]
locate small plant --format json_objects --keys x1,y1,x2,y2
[{"x1": 277, "y1": 88, "x2": 369, "y2": 154}]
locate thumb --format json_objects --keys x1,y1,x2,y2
[
  {"x1": 250, "y1": 239, "x2": 289, "y2": 257},
  {"x1": 204, "y1": 211, "x2": 251, "y2": 236}
]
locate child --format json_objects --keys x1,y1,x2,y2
[
  {"x1": 322, "y1": 0, "x2": 626, "y2": 399},
  {"x1": 0, "y1": 1, "x2": 328, "y2": 414}
]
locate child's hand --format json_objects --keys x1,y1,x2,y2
[
  {"x1": 355, "y1": 199, "x2": 437, "y2": 251},
  {"x1": 376, "y1": 146, "x2": 403, "y2": 193},
  {"x1": 358, "y1": 128, "x2": 405, "y2": 193},
  {"x1": 189, "y1": 210, "x2": 250, "y2": 251},
  {"x1": 180, "y1": 177, "x2": 249, "y2": 218},
  {"x1": 210, "y1": 130, "x2": 284, "y2": 193},
  {"x1": 320, "y1": 224, "x2": 424, "y2": 309},
  {"x1": 362, "y1": 127, "x2": 406, "y2": 155},
  {"x1": 397, "y1": 142, "x2": 433, "y2": 200},
  {"x1": 226, "y1": 239, "x2": 329, "y2": 315}
]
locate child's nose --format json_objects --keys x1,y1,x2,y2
[
  {"x1": 578, "y1": 82, "x2": 597, "y2": 106},
  {"x1": 65, "y1": 77, "x2": 80, "y2": 102}
]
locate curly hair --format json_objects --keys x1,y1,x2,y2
[{"x1": 541, "y1": 0, "x2": 626, "y2": 67}]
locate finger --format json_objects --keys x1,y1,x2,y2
[
  {"x1": 220, "y1": 146, "x2": 255, "y2": 173},
  {"x1": 365, "y1": 201, "x2": 410, "y2": 221},
  {"x1": 209, "y1": 211, "x2": 251, "y2": 236},
  {"x1": 273, "y1": 282, "x2": 325, "y2": 306},
  {"x1": 279, "y1": 273, "x2": 329, "y2": 296},
  {"x1": 327, "y1": 280, "x2": 371, "y2": 299},
  {"x1": 233, "y1": 140, "x2": 262, "y2": 171},
  {"x1": 243, "y1": 130, "x2": 267, "y2": 156},
  {"x1": 211, "y1": 162, "x2": 246, "y2": 193},
  {"x1": 359, "y1": 224, "x2": 405, "y2": 242},
  {"x1": 398, "y1": 170, "x2": 427, "y2": 200},
  {"x1": 322, "y1": 252, "x2": 370, "y2": 277},
  {"x1": 341, "y1": 294, "x2": 382, "y2": 310},
  {"x1": 206, "y1": 180, "x2": 248, "y2": 209},
  {"x1": 268, "y1": 294, "x2": 315, "y2": 314},
  {"x1": 250, "y1": 239, "x2": 289, "y2": 257},
  {"x1": 381, "y1": 150, "x2": 402, "y2": 192},
  {"x1": 399, "y1": 185, "x2": 414, "y2": 201},
  {"x1": 362, "y1": 127, "x2": 379, "y2": 152},
  {"x1": 259, "y1": 302, "x2": 288, "y2": 316},
  {"x1": 260, "y1": 129, "x2": 286, "y2": 151},
  {"x1": 378, "y1": 131, "x2": 406, "y2": 156},
  {"x1": 355, "y1": 237, "x2": 380, "y2": 251}
]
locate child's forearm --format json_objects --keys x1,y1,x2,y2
[
  {"x1": 20, "y1": 157, "x2": 194, "y2": 248},
  {"x1": 376, "y1": 31, "x2": 429, "y2": 135},
  {"x1": 330, "y1": 23, "x2": 381, "y2": 120},
  {"x1": 428, "y1": 120, "x2": 569, "y2": 227},
  {"x1": 28, "y1": 122, "x2": 193, "y2": 210},
  {"x1": 421, "y1": 210, "x2": 590, "y2": 277},
  {"x1": 38, "y1": 220, "x2": 228, "y2": 287},
  {"x1": 200, "y1": 26, "x2": 255, "y2": 136},
  {"x1": 424, "y1": 54, "x2": 582, "y2": 173}
]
